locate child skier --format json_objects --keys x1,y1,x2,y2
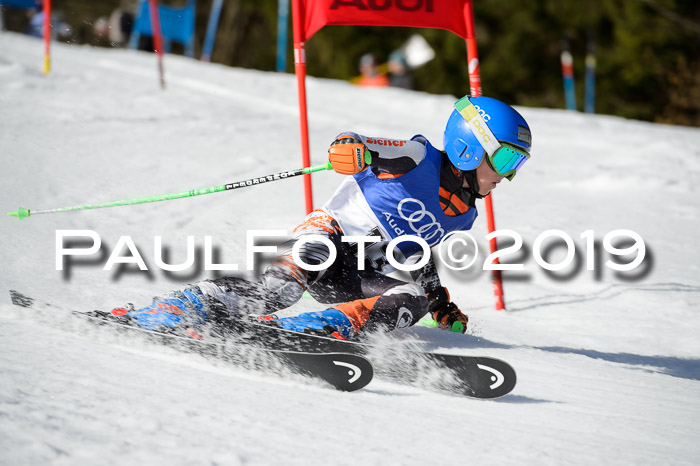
[{"x1": 114, "y1": 96, "x2": 532, "y2": 340}]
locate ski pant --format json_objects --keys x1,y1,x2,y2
[{"x1": 198, "y1": 210, "x2": 429, "y2": 336}]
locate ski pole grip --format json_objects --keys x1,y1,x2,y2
[{"x1": 8, "y1": 207, "x2": 31, "y2": 220}]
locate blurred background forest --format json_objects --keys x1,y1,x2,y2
[{"x1": 2, "y1": 0, "x2": 699, "y2": 126}]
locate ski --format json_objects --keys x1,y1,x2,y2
[
  {"x1": 9, "y1": 290, "x2": 515, "y2": 398},
  {"x1": 224, "y1": 315, "x2": 516, "y2": 399},
  {"x1": 8, "y1": 291, "x2": 373, "y2": 392}
]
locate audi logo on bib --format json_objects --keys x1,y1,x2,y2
[{"x1": 397, "y1": 198, "x2": 445, "y2": 244}]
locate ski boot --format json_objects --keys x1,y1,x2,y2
[
  {"x1": 257, "y1": 308, "x2": 354, "y2": 341},
  {"x1": 110, "y1": 286, "x2": 208, "y2": 338}
]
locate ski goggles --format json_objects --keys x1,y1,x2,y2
[{"x1": 455, "y1": 96, "x2": 530, "y2": 181}]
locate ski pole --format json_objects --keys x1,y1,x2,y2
[{"x1": 8, "y1": 162, "x2": 333, "y2": 221}]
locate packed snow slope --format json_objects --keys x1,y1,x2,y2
[{"x1": 1, "y1": 32, "x2": 700, "y2": 465}]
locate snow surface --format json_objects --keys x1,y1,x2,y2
[{"x1": 1, "y1": 32, "x2": 700, "y2": 465}]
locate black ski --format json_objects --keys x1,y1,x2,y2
[
  {"x1": 225, "y1": 315, "x2": 516, "y2": 399},
  {"x1": 9, "y1": 290, "x2": 516, "y2": 398},
  {"x1": 8, "y1": 291, "x2": 373, "y2": 392}
]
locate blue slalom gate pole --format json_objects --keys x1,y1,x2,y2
[
  {"x1": 584, "y1": 32, "x2": 596, "y2": 114},
  {"x1": 561, "y1": 37, "x2": 577, "y2": 111},
  {"x1": 276, "y1": 0, "x2": 289, "y2": 72},
  {"x1": 201, "y1": 0, "x2": 223, "y2": 62}
]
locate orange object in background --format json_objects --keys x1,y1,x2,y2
[
  {"x1": 357, "y1": 74, "x2": 389, "y2": 87},
  {"x1": 357, "y1": 53, "x2": 389, "y2": 87}
]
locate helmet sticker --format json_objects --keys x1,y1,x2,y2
[
  {"x1": 517, "y1": 125, "x2": 532, "y2": 147},
  {"x1": 473, "y1": 104, "x2": 491, "y2": 122}
]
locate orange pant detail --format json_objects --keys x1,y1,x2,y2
[
  {"x1": 335, "y1": 296, "x2": 380, "y2": 334},
  {"x1": 269, "y1": 254, "x2": 308, "y2": 287},
  {"x1": 293, "y1": 210, "x2": 341, "y2": 235}
]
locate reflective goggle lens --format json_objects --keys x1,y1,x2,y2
[{"x1": 489, "y1": 143, "x2": 530, "y2": 180}]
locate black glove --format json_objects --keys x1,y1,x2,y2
[{"x1": 426, "y1": 287, "x2": 468, "y2": 333}]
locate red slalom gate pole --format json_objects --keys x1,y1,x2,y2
[
  {"x1": 42, "y1": 0, "x2": 51, "y2": 74},
  {"x1": 291, "y1": 0, "x2": 314, "y2": 214},
  {"x1": 464, "y1": 0, "x2": 506, "y2": 311},
  {"x1": 148, "y1": 0, "x2": 166, "y2": 89},
  {"x1": 484, "y1": 195, "x2": 506, "y2": 310}
]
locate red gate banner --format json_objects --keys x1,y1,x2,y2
[{"x1": 301, "y1": 0, "x2": 471, "y2": 40}]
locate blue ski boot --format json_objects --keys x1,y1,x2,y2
[
  {"x1": 258, "y1": 308, "x2": 354, "y2": 340},
  {"x1": 111, "y1": 286, "x2": 208, "y2": 337}
]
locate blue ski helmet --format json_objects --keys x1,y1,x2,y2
[{"x1": 443, "y1": 96, "x2": 532, "y2": 171}]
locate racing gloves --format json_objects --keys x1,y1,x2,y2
[
  {"x1": 328, "y1": 134, "x2": 371, "y2": 175},
  {"x1": 427, "y1": 287, "x2": 468, "y2": 333}
]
